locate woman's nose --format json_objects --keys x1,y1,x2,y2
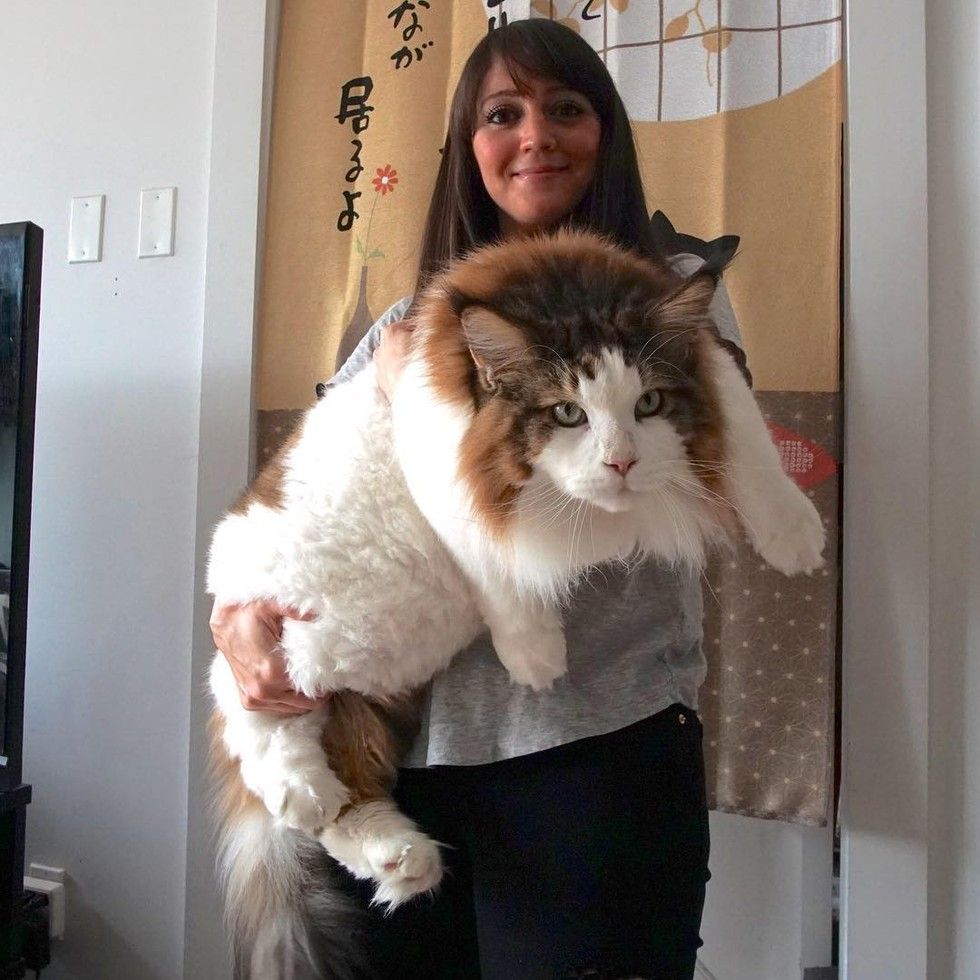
[{"x1": 519, "y1": 108, "x2": 557, "y2": 151}]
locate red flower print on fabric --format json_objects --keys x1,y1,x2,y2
[{"x1": 372, "y1": 164, "x2": 398, "y2": 195}]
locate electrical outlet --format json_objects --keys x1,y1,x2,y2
[
  {"x1": 24, "y1": 867, "x2": 67, "y2": 939},
  {"x1": 28, "y1": 863, "x2": 65, "y2": 884},
  {"x1": 23, "y1": 879, "x2": 65, "y2": 940}
]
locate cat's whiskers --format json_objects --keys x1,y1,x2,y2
[
  {"x1": 567, "y1": 497, "x2": 589, "y2": 570},
  {"x1": 477, "y1": 480, "x2": 560, "y2": 515},
  {"x1": 575, "y1": 498, "x2": 593, "y2": 569},
  {"x1": 514, "y1": 482, "x2": 564, "y2": 507},
  {"x1": 521, "y1": 343, "x2": 577, "y2": 383},
  {"x1": 635, "y1": 326, "x2": 696, "y2": 364},
  {"x1": 664, "y1": 472, "x2": 758, "y2": 543},
  {"x1": 655, "y1": 486, "x2": 701, "y2": 562},
  {"x1": 636, "y1": 327, "x2": 700, "y2": 380},
  {"x1": 659, "y1": 456, "x2": 731, "y2": 481},
  {"x1": 586, "y1": 554, "x2": 610, "y2": 590},
  {"x1": 542, "y1": 491, "x2": 581, "y2": 532},
  {"x1": 699, "y1": 565, "x2": 723, "y2": 610},
  {"x1": 509, "y1": 480, "x2": 585, "y2": 538},
  {"x1": 566, "y1": 498, "x2": 582, "y2": 568},
  {"x1": 516, "y1": 482, "x2": 572, "y2": 514},
  {"x1": 665, "y1": 471, "x2": 734, "y2": 509},
  {"x1": 486, "y1": 343, "x2": 576, "y2": 389},
  {"x1": 525, "y1": 491, "x2": 580, "y2": 532},
  {"x1": 641, "y1": 358, "x2": 689, "y2": 384},
  {"x1": 684, "y1": 453, "x2": 784, "y2": 476},
  {"x1": 582, "y1": 493, "x2": 600, "y2": 567}
]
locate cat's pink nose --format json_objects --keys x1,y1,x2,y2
[{"x1": 605, "y1": 458, "x2": 637, "y2": 476}]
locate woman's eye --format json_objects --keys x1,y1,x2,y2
[
  {"x1": 635, "y1": 390, "x2": 663, "y2": 419},
  {"x1": 551, "y1": 402, "x2": 587, "y2": 427},
  {"x1": 485, "y1": 104, "x2": 519, "y2": 125},
  {"x1": 551, "y1": 100, "x2": 587, "y2": 120}
]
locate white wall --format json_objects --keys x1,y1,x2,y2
[
  {"x1": 926, "y1": 1, "x2": 980, "y2": 978},
  {"x1": 701, "y1": 816, "x2": 833, "y2": 979},
  {"x1": 2, "y1": 2, "x2": 217, "y2": 977}
]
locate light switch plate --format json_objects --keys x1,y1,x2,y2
[
  {"x1": 138, "y1": 187, "x2": 176, "y2": 258},
  {"x1": 68, "y1": 195, "x2": 105, "y2": 263}
]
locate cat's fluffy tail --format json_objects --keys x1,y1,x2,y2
[{"x1": 209, "y1": 717, "x2": 368, "y2": 980}]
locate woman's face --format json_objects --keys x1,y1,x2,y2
[{"x1": 471, "y1": 58, "x2": 601, "y2": 238}]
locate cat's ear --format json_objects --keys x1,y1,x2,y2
[
  {"x1": 649, "y1": 271, "x2": 717, "y2": 331},
  {"x1": 459, "y1": 307, "x2": 527, "y2": 393},
  {"x1": 649, "y1": 210, "x2": 677, "y2": 253},
  {"x1": 704, "y1": 234, "x2": 740, "y2": 272}
]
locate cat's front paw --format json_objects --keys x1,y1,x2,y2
[
  {"x1": 262, "y1": 767, "x2": 350, "y2": 835},
  {"x1": 749, "y1": 483, "x2": 826, "y2": 576},
  {"x1": 495, "y1": 626, "x2": 568, "y2": 691}
]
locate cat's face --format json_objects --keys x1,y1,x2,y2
[
  {"x1": 458, "y1": 307, "x2": 720, "y2": 520},
  {"x1": 532, "y1": 347, "x2": 707, "y2": 514},
  {"x1": 420, "y1": 231, "x2": 725, "y2": 532}
]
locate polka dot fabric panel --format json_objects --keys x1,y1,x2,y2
[{"x1": 701, "y1": 391, "x2": 839, "y2": 825}]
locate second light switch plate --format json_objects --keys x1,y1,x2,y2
[
  {"x1": 138, "y1": 187, "x2": 176, "y2": 258},
  {"x1": 68, "y1": 195, "x2": 105, "y2": 263}
]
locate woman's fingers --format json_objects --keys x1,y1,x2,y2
[
  {"x1": 210, "y1": 598, "x2": 329, "y2": 713},
  {"x1": 374, "y1": 319, "x2": 415, "y2": 399}
]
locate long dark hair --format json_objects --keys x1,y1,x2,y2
[{"x1": 413, "y1": 18, "x2": 659, "y2": 296}]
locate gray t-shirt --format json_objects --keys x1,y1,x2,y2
[{"x1": 330, "y1": 255, "x2": 741, "y2": 767}]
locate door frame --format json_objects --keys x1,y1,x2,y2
[{"x1": 838, "y1": 1, "x2": 930, "y2": 978}]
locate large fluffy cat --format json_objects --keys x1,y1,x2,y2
[{"x1": 208, "y1": 230, "x2": 824, "y2": 978}]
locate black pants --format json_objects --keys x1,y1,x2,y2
[{"x1": 345, "y1": 704, "x2": 710, "y2": 980}]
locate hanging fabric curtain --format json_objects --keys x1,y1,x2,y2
[{"x1": 256, "y1": 0, "x2": 843, "y2": 827}]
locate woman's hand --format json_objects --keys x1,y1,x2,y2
[
  {"x1": 210, "y1": 599, "x2": 328, "y2": 714},
  {"x1": 373, "y1": 319, "x2": 414, "y2": 400}
]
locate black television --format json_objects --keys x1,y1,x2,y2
[{"x1": 0, "y1": 222, "x2": 42, "y2": 948}]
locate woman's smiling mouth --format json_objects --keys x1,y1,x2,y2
[{"x1": 512, "y1": 165, "x2": 569, "y2": 179}]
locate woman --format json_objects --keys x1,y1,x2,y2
[{"x1": 212, "y1": 18, "x2": 742, "y2": 980}]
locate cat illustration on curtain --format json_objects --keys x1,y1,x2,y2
[{"x1": 207, "y1": 230, "x2": 824, "y2": 975}]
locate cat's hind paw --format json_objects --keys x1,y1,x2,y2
[
  {"x1": 318, "y1": 800, "x2": 445, "y2": 908},
  {"x1": 364, "y1": 831, "x2": 444, "y2": 910}
]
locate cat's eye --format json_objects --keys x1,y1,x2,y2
[
  {"x1": 635, "y1": 390, "x2": 663, "y2": 419},
  {"x1": 551, "y1": 402, "x2": 587, "y2": 427}
]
